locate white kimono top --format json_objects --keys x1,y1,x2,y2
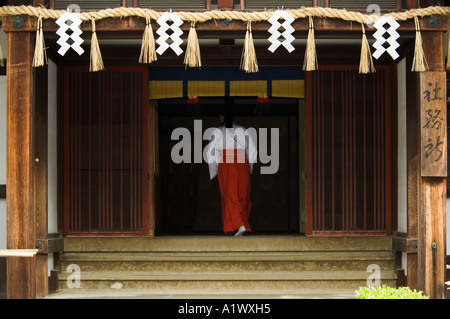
[{"x1": 205, "y1": 123, "x2": 258, "y2": 180}]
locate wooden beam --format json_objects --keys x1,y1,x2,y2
[
  {"x1": 35, "y1": 237, "x2": 64, "y2": 255},
  {"x1": 392, "y1": 235, "x2": 418, "y2": 254},
  {"x1": 1, "y1": 14, "x2": 449, "y2": 33},
  {"x1": 6, "y1": 30, "x2": 36, "y2": 299}
]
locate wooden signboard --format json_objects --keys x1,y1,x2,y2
[{"x1": 420, "y1": 72, "x2": 447, "y2": 177}]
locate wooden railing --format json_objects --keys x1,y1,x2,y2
[
  {"x1": 0, "y1": 249, "x2": 38, "y2": 257},
  {"x1": 33, "y1": 0, "x2": 422, "y2": 10}
]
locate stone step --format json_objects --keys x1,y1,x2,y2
[
  {"x1": 57, "y1": 236, "x2": 396, "y2": 294},
  {"x1": 62, "y1": 236, "x2": 393, "y2": 253},
  {"x1": 60, "y1": 251, "x2": 394, "y2": 272},
  {"x1": 47, "y1": 288, "x2": 360, "y2": 299},
  {"x1": 58, "y1": 270, "x2": 397, "y2": 291}
]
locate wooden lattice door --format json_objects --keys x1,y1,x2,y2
[
  {"x1": 64, "y1": 66, "x2": 149, "y2": 236},
  {"x1": 306, "y1": 66, "x2": 392, "y2": 235}
]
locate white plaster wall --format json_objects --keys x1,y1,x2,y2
[
  {"x1": 48, "y1": 60, "x2": 58, "y2": 235},
  {"x1": 397, "y1": 58, "x2": 408, "y2": 274},
  {"x1": 47, "y1": 60, "x2": 58, "y2": 275},
  {"x1": 397, "y1": 58, "x2": 407, "y2": 235},
  {"x1": 0, "y1": 29, "x2": 7, "y2": 250}
]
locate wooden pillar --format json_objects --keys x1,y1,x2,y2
[
  {"x1": 6, "y1": 31, "x2": 36, "y2": 299},
  {"x1": 406, "y1": 29, "x2": 447, "y2": 299},
  {"x1": 3, "y1": 13, "x2": 51, "y2": 298},
  {"x1": 34, "y1": 66, "x2": 48, "y2": 298},
  {"x1": 405, "y1": 42, "x2": 420, "y2": 291}
]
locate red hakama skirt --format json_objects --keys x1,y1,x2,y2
[{"x1": 218, "y1": 149, "x2": 252, "y2": 234}]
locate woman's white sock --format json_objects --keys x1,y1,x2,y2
[{"x1": 234, "y1": 225, "x2": 246, "y2": 236}]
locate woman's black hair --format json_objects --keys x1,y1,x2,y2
[{"x1": 220, "y1": 107, "x2": 234, "y2": 128}]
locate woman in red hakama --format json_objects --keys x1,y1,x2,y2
[
  {"x1": 206, "y1": 108, "x2": 257, "y2": 236},
  {"x1": 218, "y1": 149, "x2": 252, "y2": 236}
]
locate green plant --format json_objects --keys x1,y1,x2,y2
[{"x1": 355, "y1": 284, "x2": 429, "y2": 299}]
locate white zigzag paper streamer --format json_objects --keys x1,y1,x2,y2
[
  {"x1": 372, "y1": 16, "x2": 400, "y2": 60},
  {"x1": 156, "y1": 12, "x2": 184, "y2": 56},
  {"x1": 268, "y1": 11, "x2": 295, "y2": 53},
  {"x1": 56, "y1": 12, "x2": 84, "y2": 56}
]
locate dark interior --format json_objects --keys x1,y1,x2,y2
[{"x1": 156, "y1": 97, "x2": 301, "y2": 235}]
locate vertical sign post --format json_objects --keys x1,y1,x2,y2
[{"x1": 420, "y1": 72, "x2": 447, "y2": 177}]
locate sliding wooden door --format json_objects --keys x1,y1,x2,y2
[
  {"x1": 64, "y1": 66, "x2": 149, "y2": 236},
  {"x1": 306, "y1": 66, "x2": 392, "y2": 235}
]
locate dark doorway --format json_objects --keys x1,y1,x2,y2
[{"x1": 156, "y1": 97, "x2": 300, "y2": 235}]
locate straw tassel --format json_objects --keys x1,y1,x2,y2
[
  {"x1": 240, "y1": 22, "x2": 259, "y2": 73},
  {"x1": 139, "y1": 11, "x2": 157, "y2": 64},
  {"x1": 303, "y1": 16, "x2": 318, "y2": 71},
  {"x1": 184, "y1": 22, "x2": 202, "y2": 68},
  {"x1": 90, "y1": 18, "x2": 104, "y2": 72},
  {"x1": 359, "y1": 23, "x2": 375, "y2": 74},
  {"x1": 32, "y1": 16, "x2": 47, "y2": 68},
  {"x1": 411, "y1": 17, "x2": 427, "y2": 72}
]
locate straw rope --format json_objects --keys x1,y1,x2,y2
[
  {"x1": 1, "y1": 5, "x2": 449, "y2": 73},
  {"x1": 0, "y1": 5, "x2": 450, "y2": 25}
]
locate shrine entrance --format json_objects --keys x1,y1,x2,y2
[
  {"x1": 156, "y1": 98, "x2": 303, "y2": 235},
  {"x1": 62, "y1": 64, "x2": 392, "y2": 237}
]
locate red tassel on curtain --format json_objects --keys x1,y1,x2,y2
[
  {"x1": 188, "y1": 96, "x2": 199, "y2": 104},
  {"x1": 257, "y1": 96, "x2": 270, "y2": 103}
]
